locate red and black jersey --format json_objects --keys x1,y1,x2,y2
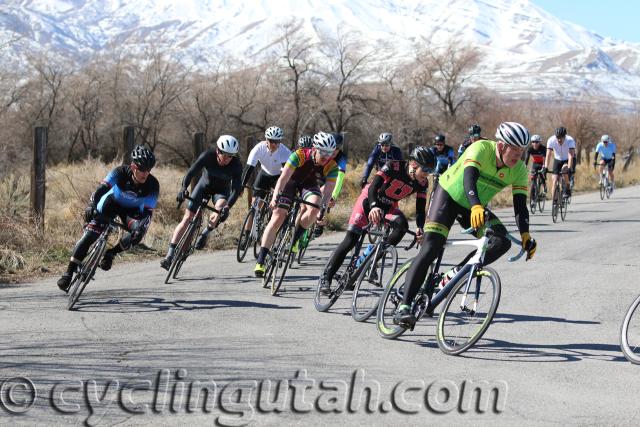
[{"x1": 525, "y1": 144, "x2": 547, "y2": 166}]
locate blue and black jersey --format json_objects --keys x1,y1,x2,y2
[
  {"x1": 92, "y1": 165, "x2": 159, "y2": 217},
  {"x1": 362, "y1": 144, "x2": 404, "y2": 181}
]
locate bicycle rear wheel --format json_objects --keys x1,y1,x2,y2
[
  {"x1": 620, "y1": 294, "x2": 640, "y2": 364},
  {"x1": 376, "y1": 260, "x2": 413, "y2": 339},
  {"x1": 436, "y1": 266, "x2": 501, "y2": 355},
  {"x1": 67, "y1": 239, "x2": 106, "y2": 310},
  {"x1": 236, "y1": 209, "x2": 255, "y2": 263},
  {"x1": 351, "y1": 245, "x2": 398, "y2": 322}
]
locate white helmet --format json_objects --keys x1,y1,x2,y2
[
  {"x1": 601, "y1": 134, "x2": 610, "y2": 143},
  {"x1": 265, "y1": 126, "x2": 284, "y2": 141},
  {"x1": 495, "y1": 122, "x2": 530, "y2": 148},
  {"x1": 312, "y1": 132, "x2": 336, "y2": 154},
  {"x1": 531, "y1": 134, "x2": 542, "y2": 143},
  {"x1": 216, "y1": 135, "x2": 239, "y2": 156},
  {"x1": 378, "y1": 132, "x2": 393, "y2": 144}
]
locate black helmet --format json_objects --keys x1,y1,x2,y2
[
  {"x1": 555, "y1": 126, "x2": 567, "y2": 138},
  {"x1": 331, "y1": 132, "x2": 344, "y2": 150},
  {"x1": 469, "y1": 124, "x2": 481, "y2": 137},
  {"x1": 298, "y1": 135, "x2": 312, "y2": 148},
  {"x1": 409, "y1": 146, "x2": 435, "y2": 171},
  {"x1": 434, "y1": 133, "x2": 446, "y2": 144},
  {"x1": 131, "y1": 145, "x2": 156, "y2": 170}
]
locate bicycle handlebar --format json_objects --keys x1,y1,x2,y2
[{"x1": 179, "y1": 195, "x2": 221, "y2": 214}]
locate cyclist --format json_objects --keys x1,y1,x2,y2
[
  {"x1": 319, "y1": 146, "x2": 435, "y2": 294},
  {"x1": 254, "y1": 132, "x2": 339, "y2": 277},
  {"x1": 393, "y1": 122, "x2": 537, "y2": 328},
  {"x1": 239, "y1": 126, "x2": 292, "y2": 234},
  {"x1": 542, "y1": 126, "x2": 576, "y2": 201},
  {"x1": 313, "y1": 132, "x2": 348, "y2": 238},
  {"x1": 360, "y1": 132, "x2": 404, "y2": 187},
  {"x1": 160, "y1": 135, "x2": 242, "y2": 269},
  {"x1": 428, "y1": 133, "x2": 456, "y2": 174},
  {"x1": 524, "y1": 134, "x2": 547, "y2": 194},
  {"x1": 594, "y1": 134, "x2": 616, "y2": 191},
  {"x1": 57, "y1": 146, "x2": 159, "y2": 291},
  {"x1": 458, "y1": 123, "x2": 483, "y2": 157}
]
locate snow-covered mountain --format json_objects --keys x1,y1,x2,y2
[{"x1": 3, "y1": 0, "x2": 640, "y2": 102}]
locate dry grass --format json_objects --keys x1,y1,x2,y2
[{"x1": 2, "y1": 159, "x2": 639, "y2": 283}]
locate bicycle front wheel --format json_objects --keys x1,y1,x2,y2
[
  {"x1": 351, "y1": 245, "x2": 398, "y2": 322},
  {"x1": 537, "y1": 179, "x2": 546, "y2": 213},
  {"x1": 67, "y1": 239, "x2": 106, "y2": 310},
  {"x1": 236, "y1": 209, "x2": 255, "y2": 263},
  {"x1": 620, "y1": 294, "x2": 640, "y2": 364},
  {"x1": 560, "y1": 193, "x2": 568, "y2": 221},
  {"x1": 529, "y1": 182, "x2": 537, "y2": 214},
  {"x1": 436, "y1": 266, "x2": 501, "y2": 355},
  {"x1": 376, "y1": 260, "x2": 413, "y2": 339},
  {"x1": 271, "y1": 225, "x2": 294, "y2": 296}
]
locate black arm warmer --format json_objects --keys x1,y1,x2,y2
[
  {"x1": 463, "y1": 167, "x2": 482, "y2": 207},
  {"x1": 415, "y1": 196, "x2": 426, "y2": 229},
  {"x1": 513, "y1": 193, "x2": 529, "y2": 234},
  {"x1": 367, "y1": 174, "x2": 384, "y2": 206},
  {"x1": 90, "y1": 182, "x2": 111, "y2": 206},
  {"x1": 241, "y1": 164, "x2": 255, "y2": 188}
]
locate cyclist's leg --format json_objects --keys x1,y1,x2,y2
[
  {"x1": 608, "y1": 159, "x2": 615, "y2": 187},
  {"x1": 255, "y1": 184, "x2": 293, "y2": 267},
  {"x1": 248, "y1": 171, "x2": 278, "y2": 231},
  {"x1": 550, "y1": 159, "x2": 561, "y2": 201},
  {"x1": 165, "y1": 179, "x2": 206, "y2": 258},
  {"x1": 560, "y1": 161, "x2": 570, "y2": 194},
  {"x1": 292, "y1": 188, "x2": 321, "y2": 245},
  {"x1": 598, "y1": 159, "x2": 605, "y2": 181}
]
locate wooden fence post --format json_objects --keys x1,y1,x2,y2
[
  {"x1": 623, "y1": 146, "x2": 635, "y2": 172},
  {"x1": 122, "y1": 126, "x2": 135, "y2": 164},
  {"x1": 193, "y1": 132, "x2": 205, "y2": 160},
  {"x1": 31, "y1": 126, "x2": 47, "y2": 234}
]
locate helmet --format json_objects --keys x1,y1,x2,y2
[
  {"x1": 495, "y1": 122, "x2": 530, "y2": 148},
  {"x1": 555, "y1": 126, "x2": 567, "y2": 138},
  {"x1": 331, "y1": 132, "x2": 344, "y2": 150},
  {"x1": 265, "y1": 126, "x2": 284, "y2": 141},
  {"x1": 131, "y1": 145, "x2": 156, "y2": 170},
  {"x1": 216, "y1": 135, "x2": 239, "y2": 156},
  {"x1": 378, "y1": 132, "x2": 392, "y2": 145},
  {"x1": 434, "y1": 133, "x2": 446, "y2": 144},
  {"x1": 469, "y1": 124, "x2": 481, "y2": 137},
  {"x1": 298, "y1": 135, "x2": 312, "y2": 148},
  {"x1": 531, "y1": 134, "x2": 542, "y2": 143},
  {"x1": 601, "y1": 134, "x2": 610, "y2": 143},
  {"x1": 312, "y1": 132, "x2": 336, "y2": 154},
  {"x1": 409, "y1": 146, "x2": 435, "y2": 171}
]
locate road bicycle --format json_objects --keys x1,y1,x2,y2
[
  {"x1": 529, "y1": 169, "x2": 547, "y2": 214},
  {"x1": 164, "y1": 196, "x2": 219, "y2": 284},
  {"x1": 551, "y1": 171, "x2": 570, "y2": 223},
  {"x1": 67, "y1": 219, "x2": 127, "y2": 310},
  {"x1": 236, "y1": 187, "x2": 272, "y2": 262},
  {"x1": 620, "y1": 293, "x2": 640, "y2": 364},
  {"x1": 598, "y1": 163, "x2": 613, "y2": 200},
  {"x1": 262, "y1": 196, "x2": 321, "y2": 296},
  {"x1": 376, "y1": 226, "x2": 526, "y2": 355}
]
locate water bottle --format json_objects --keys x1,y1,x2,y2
[
  {"x1": 438, "y1": 266, "x2": 459, "y2": 289},
  {"x1": 355, "y1": 244, "x2": 374, "y2": 268}
]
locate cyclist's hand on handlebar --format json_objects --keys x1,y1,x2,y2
[
  {"x1": 368, "y1": 207, "x2": 383, "y2": 225},
  {"x1": 83, "y1": 204, "x2": 96, "y2": 223},
  {"x1": 521, "y1": 232, "x2": 537, "y2": 261},
  {"x1": 415, "y1": 228, "x2": 424, "y2": 244},
  {"x1": 540, "y1": 167, "x2": 547, "y2": 175},
  {"x1": 218, "y1": 205, "x2": 230, "y2": 223},
  {"x1": 176, "y1": 188, "x2": 188, "y2": 203},
  {"x1": 470, "y1": 204, "x2": 485, "y2": 229}
]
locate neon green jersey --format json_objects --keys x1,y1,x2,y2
[{"x1": 439, "y1": 139, "x2": 528, "y2": 209}]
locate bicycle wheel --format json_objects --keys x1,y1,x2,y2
[
  {"x1": 314, "y1": 258, "x2": 358, "y2": 312},
  {"x1": 236, "y1": 209, "x2": 255, "y2": 263},
  {"x1": 551, "y1": 190, "x2": 559, "y2": 223},
  {"x1": 436, "y1": 266, "x2": 501, "y2": 355},
  {"x1": 605, "y1": 176, "x2": 612, "y2": 199},
  {"x1": 262, "y1": 223, "x2": 285, "y2": 289},
  {"x1": 537, "y1": 178, "x2": 546, "y2": 213},
  {"x1": 620, "y1": 294, "x2": 640, "y2": 364},
  {"x1": 529, "y1": 181, "x2": 537, "y2": 214},
  {"x1": 254, "y1": 208, "x2": 271, "y2": 259},
  {"x1": 560, "y1": 191, "x2": 568, "y2": 221},
  {"x1": 165, "y1": 219, "x2": 197, "y2": 283},
  {"x1": 351, "y1": 244, "x2": 398, "y2": 322},
  {"x1": 599, "y1": 178, "x2": 605, "y2": 200},
  {"x1": 376, "y1": 260, "x2": 413, "y2": 339},
  {"x1": 67, "y1": 239, "x2": 106, "y2": 310},
  {"x1": 271, "y1": 225, "x2": 294, "y2": 296}
]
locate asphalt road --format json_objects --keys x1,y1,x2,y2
[{"x1": 2, "y1": 186, "x2": 640, "y2": 426}]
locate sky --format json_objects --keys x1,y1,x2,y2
[{"x1": 532, "y1": 0, "x2": 640, "y2": 43}]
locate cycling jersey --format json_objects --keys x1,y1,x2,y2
[
  {"x1": 439, "y1": 139, "x2": 528, "y2": 209},
  {"x1": 428, "y1": 145, "x2": 456, "y2": 174},
  {"x1": 546, "y1": 135, "x2": 576, "y2": 161},
  {"x1": 595, "y1": 141, "x2": 616, "y2": 160},
  {"x1": 362, "y1": 144, "x2": 404, "y2": 181},
  {"x1": 182, "y1": 149, "x2": 242, "y2": 209},
  {"x1": 368, "y1": 161, "x2": 427, "y2": 215},
  {"x1": 285, "y1": 148, "x2": 339, "y2": 187},
  {"x1": 94, "y1": 165, "x2": 159, "y2": 215},
  {"x1": 246, "y1": 141, "x2": 291, "y2": 175},
  {"x1": 524, "y1": 144, "x2": 547, "y2": 166}
]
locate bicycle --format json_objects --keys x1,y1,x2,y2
[
  {"x1": 314, "y1": 222, "x2": 414, "y2": 313},
  {"x1": 67, "y1": 219, "x2": 127, "y2": 310},
  {"x1": 620, "y1": 293, "x2": 640, "y2": 364},
  {"x1": 376, "y1": 226, "x2": 525, "y2": 355},
  {"x1": 295, "y1": 221, "x2": 317, "y2": 265},
  {"x1": 350, "y1": 224, "x2": 417, "y2": 322},
  {"x1": 598, "y1": 163, "x2": 613, "y2": 200},
  {"x1": 236, "y1": 187, "x2": 272, "y2": 262},
  {"x1": 528, "y1": 169, "x2": 546, "y2": 214},
  {"x1": 551, "y1": 171, "x2": 570, "y2": 223},
  {"x1": 262, "y1": 196, "x2": 321, "y2": 296},
  {"x1": 164, "y1": 196, "x2": 220, "y2": 284}
]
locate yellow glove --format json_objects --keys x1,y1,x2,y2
[
  {"x1": 521, "y1": 232, "x2": 537, "y2": 261},
  {"x1": 470, "y1": 205, "x2": 485, "y2": 229}
]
